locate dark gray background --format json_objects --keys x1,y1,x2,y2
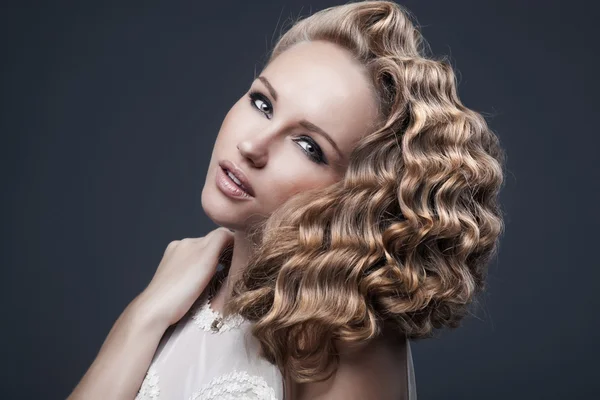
[{"x1": 2, "y1": 0, "x2": 598, "y2": 398}]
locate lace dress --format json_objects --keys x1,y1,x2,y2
[{"x1": 134, "y1": 275, "x2": 417, "y2": 399}]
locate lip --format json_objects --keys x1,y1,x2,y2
[
  {"x1": 216, "y1": 167, "x2": 253, "y2": 199},
  {"x1": 217, "y1": 160, "x2": 255, "y2": 198}
]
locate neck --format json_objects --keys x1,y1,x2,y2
[{"x1": 210, "y1": 229, "x2": 253, "y2": 314}]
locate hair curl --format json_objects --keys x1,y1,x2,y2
[{"x1": 221, "y1": 0, "x2": 506, "y2": 384}]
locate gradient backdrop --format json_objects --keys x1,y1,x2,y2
[{"x1": 2, "y1": 0, "x2": 598, "y2": 398}]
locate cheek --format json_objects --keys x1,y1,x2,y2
[
  {"x1": 215, "y1": 99, "x2": 255, "y2": 144},
  {"x1": 262, "y1": 165, "x2": 337, "y2": 209}
]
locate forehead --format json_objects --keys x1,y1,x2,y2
[{"x1": 259, "y1": 40, "x2": 378, "y2": 157}]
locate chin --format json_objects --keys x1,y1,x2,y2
[{"x1": 201, "y1": 184, "x2": 246, "y2": 231}]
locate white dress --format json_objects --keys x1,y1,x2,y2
[{"x1": 134, "y1": 278, "x2": 417, "y2": 399}]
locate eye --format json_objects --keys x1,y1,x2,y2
[
  {"x1": 248, "y1": 91, "x2": 272, "y2": 119},
  {"x1": 248, "y1": 90, "x2": 328, "y2": 166},
  {"x1": 293, "y1": 136, "x2": 328, "y2": 165}
]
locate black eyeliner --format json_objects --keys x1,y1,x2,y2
[
  {"x1": 294, "y1": 136, "x2": 328, "y2": 165},
  {"x1": 248, "y1": 91, "x2": 272, "y2": 119},
  {"x1": 248, "y1": 90, "x2": 327, "y2": 165}
]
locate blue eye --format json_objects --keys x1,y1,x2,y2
[
  {"x1": 293, "y1": 137, "x2": 327, "y2": 165},
  {"x1": 248, "y1": 90, "x2": 327, "y2": 165},
  {"x1": 248, "y1": 91, "x2": 272, "y2": 119}
]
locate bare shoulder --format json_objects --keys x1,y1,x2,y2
[{"x1": 289, "y1": 327, "x2": 409, "y2": 400}]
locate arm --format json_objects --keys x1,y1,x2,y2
[
  {"x1": 68, "y1": 228, "x2": 233, "y2": 399},
  {"x1": 67, "y1": 297, "x2": 170, "y2": 400}
]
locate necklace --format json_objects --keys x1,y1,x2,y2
[
  {"x1": 199, "y1": 272, "x2": 245, "y2": 333},
  {"x1": 206, "y1": 288, "x2": 225, "y2": 332}
]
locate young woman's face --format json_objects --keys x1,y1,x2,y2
[{"x1": 202, "y1": 40, "x2": 379, "y2": 231}]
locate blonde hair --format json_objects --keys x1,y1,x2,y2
[{"x1": 223, "y1": 0, "x2": 506, "y2": 384}]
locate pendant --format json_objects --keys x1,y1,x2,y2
[{"x1": 211, "y1": 317, "x2": 223, "y2": 332}]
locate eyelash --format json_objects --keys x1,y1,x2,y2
[{"x1": 248, "y1": 91, "x2": 328, "y2": 165}]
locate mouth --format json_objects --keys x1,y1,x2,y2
[{"x1": 217, "y1": 160, "x2": 255, "y2": 197}]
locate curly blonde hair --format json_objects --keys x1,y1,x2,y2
[{"x1": 222, "y1": 0, "x2": 506, "y2": 384}]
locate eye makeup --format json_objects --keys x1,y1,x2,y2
[{"x1": 247, "y1": 91, "x2": 328, "y2": 165}]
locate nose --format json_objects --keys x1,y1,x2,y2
[
  {"x1": 237, "y1": 141, "x2": 267, "y2": 168},
  {"x1": 237, "y1": 117, "x2": 296, "y2": 168},
  {"x1": 236, "y1": 123, "x2": 284, "y2": 168}
]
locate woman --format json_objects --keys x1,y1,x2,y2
[{"x1": 68, "y1": 1, "x2": 505, "y2": 399}]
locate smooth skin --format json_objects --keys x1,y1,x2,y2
[
  {"x1": 202, "y1": 40, "x2": 379, "y2": 314},
  {"x1": 69, "y1": 40, "x2": 405, "y2": 400},
  {"x1": 67, "y1": 228, "x2": 234, "y2": 399}
]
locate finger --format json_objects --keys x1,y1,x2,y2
[{"x1": 165, "y1": 240, "x2": 180, "y2": 252}]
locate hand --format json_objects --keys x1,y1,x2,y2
[{"x1": 132, "y1": 227, "x2": 234, "y2": 328}]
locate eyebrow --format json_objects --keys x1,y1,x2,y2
[{"x1": 256, "y1": 75, "x2": 344, "y2": 160}]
